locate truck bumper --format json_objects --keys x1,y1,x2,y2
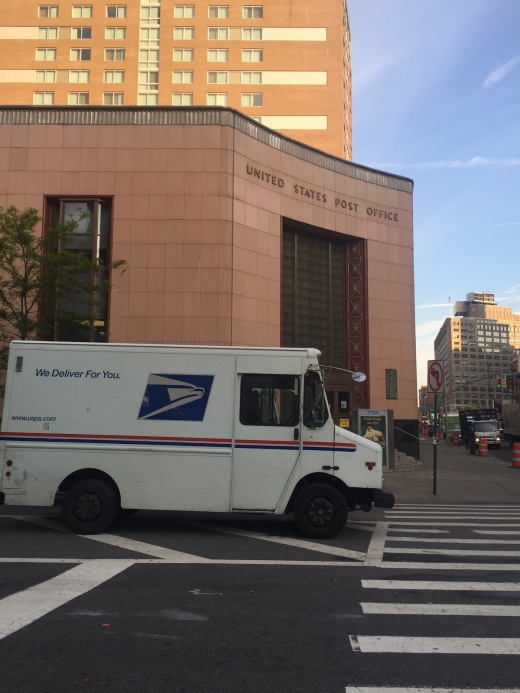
[{"x1": 374, "y1": 490, "x2": 395, "y2": 509}]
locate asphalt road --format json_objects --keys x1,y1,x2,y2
[{"x1": 1, "y1": 504, "x2": 520, "y2": 693}]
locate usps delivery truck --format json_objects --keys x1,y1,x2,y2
[{"x1": 0, "y1": 341, "x2": 393, "y2": 538}]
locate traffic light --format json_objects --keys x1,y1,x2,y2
[{"x1": 496, "y1": 377, "x2": 506, "y2": 390}]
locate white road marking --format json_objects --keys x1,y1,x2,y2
[
  {"x1": 385, "y1": 515, "x2": 520, "y2": 520},
  {"x1": 348, "y1": 635, "x2": 520, "y2": 654},
  {"x1": 14, "y1": 516, "x2": 210, "y2": 563},
  {"x1": 0, "y1": 560, "x2": 133, "y2": 641},
  {"x1": 360, "y1": 603, "x2": 520, "y2": 616},
  {"x1": 385, "y1": 547, "x2": 520, "y2": 557},
  {"x1": 387, "y1": 537, "x2": 520, "y2": 544},
  {"x1": 387, "y1": 528, "x2": 449, "y2": 534},
  {"x1": 363, "y1": 522, "x2": 389, "y2": 567},
  {"x1": 386, "y1": 522, "x2": 520, "y2": 527},
  {"x1": 348, "y1": 523, "x2": 376, "y2": 533},
  {"x1": 185, "y1": 521, "x2": 366, "y2": 561},
  {"x1": 394, "y1": 504, "x2": 519, "y2": 508},
  {"x1": 475, "y1": 531, "x2": 520, "y2": 535},
  {"x1": 386, "y1": 509, "x2": 520, "y2": 514},
  {"x1": 345, "y1": 688, "x2": 520, "y2": 692},
  {"x1": 362, "y1": 580, "x2": 520, "y2": 591},
  {"x1": 381, "y1": 562, "x2": 520, "y2": 571}
]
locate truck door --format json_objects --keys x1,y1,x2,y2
[{"x1": 232, "y1": 370, "x2": 301, "y2": 511}]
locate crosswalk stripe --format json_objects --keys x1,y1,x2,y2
[
  {"x1": 363, "y1": 522, "x2": 389, "y2": 567},
  {"x1": 474, "y1": 531, "x2": 520, "y2": 535},
  {"x1": 361, "y1": 580, "x2": 520, "y2": 591},
  {"x1": 385, "y1": 515, "x2": 520, "y2": 520},
  {"x1": 345, "y1": 688, "x2": 520, "y2": 692},
  {"x1": 394, "y1": 504, "x2": 519, "y2": 508},
  {"x1": 386, "y1": 509, "x2": 520, "y2": 514},
  {"x1": 387, "y1": 528, "x2": 450, "y2": 534},
  {"x1": 360, "y1": 603, "x2": 520, "y2": 616},
  {"x1": 380, "y1": 562, "x2": 520, "y2": 571},
  {"x1": 384, "y1": 547, "x2": 520, "y2": 557},
  {"x1": 385, "y1": 522, "x2": 520, "y2": 527},
  {"x1": 348, "y1": 635, "x2": 520, "y2": 654},
  {"x1": 386, "y1": 537, "x2": 520, "y2": 544}
]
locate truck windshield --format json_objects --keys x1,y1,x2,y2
[
  {"x1": 303, "y1": 370, "x2": 329, "y2": 428},
  {"x1": 474, "y1": 422, "x2": 498, "y2": 432}
]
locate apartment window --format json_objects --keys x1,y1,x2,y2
[
  {"x1": 172, "y1": 93, "x2": 193, "y2": 105},
  {"x1": 72, "y1": 27, "x2": 92, "y2": 39},
  {"x1": 139, "y1": 50, "x2": 159, "y2": 67},
  {"x1": 103, "y1": 92, "x2": 124, "y2": 104},
  {"x1": 386, "y1": 369, "x2": 398, "y2": 399},
  {"x1": 69, "y1": 70, "x2": 90, "y2": 82},
  {"x1": 33, "y1": 92, "x2": 54, "y2": 104},
  {"x1": 36, "y1": 70, "x2": 56, "y2": 82},
  {"x1": 139, "y1": 71, "x2": 159, "y2": 90},
  {"x1": 242, "y1": 28, "x2": 262, "y2": 40},
  {"x1": 208, "y1": 49, "x2": 228, "y2": 62},
  {"x1": 207, "y1": 71, "x2": 228, "y2": 83},
  {"x1": 105, "y1": 27, "x2": 126, "y2": 39},
  {"x1": 138, "y1": 93, "x2": 158, "y2": 105},
  {"x1": 70, "y1": 48, "x2": 91, "y2": 60},
  {"x1": 140, "y1": 28, "x2": 160, "y2": 45},
  {"x1": 241, "y1": 71, "x2": 261, "y2": 83},
  {"x1": 207, "y1": 93, "x2": 227, "y2": 106},
  {"x1": 174, "y1": 5, "x2": 194, "y2": 17},
  {"x1": 104, "y1": 70, "x2": 124, "y2": 83},
  {"x1": 106, "y1": 5, "x2": 126, "y2": 17},
  {"x1": 105, "y1": 48, "x2": 125, "y2": 60},
  {"x1": 241, "y1": 92, "x2": 262, "y2": 106},
  {"x1": 173, "y1": 70, "x2": 193, "y2": 83},
  {"x1": 36, "y1": 48, "x2": 57, "y2": 61},
  {"x1": 68, "y1": 92, "x2": 89, "y2": 105},
  {"x1": 242, "y1": 49, "x2": 262, "y2": 62},
  {"x1": 208, "y1": 27, "x2": 229, "y2": 40},
  {"x1": 209, "y1": 6, "x2": 229, "y2": 17},
  {"x1": 243, "y1": 6, "x2": 263, "y2": 18},
  {"x1": 72, "y1": 5, "x2": 93, "y2": 17},
  {"x1": 174, "y1": 27, "x2": 194, "y2": 39},
  {"x1": 38, "y1": 27, "x2": 58, "y2": 39},
  {"x1": 141, "y1": 7, "x2": 160, "y2": 24},
  {"x1": 173, "y1": 48, "x2": 194, "y2": 61},
  {"x1": 38, "y1": 5, "x2": 59, "y2": 17}
]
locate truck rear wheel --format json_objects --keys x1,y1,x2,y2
[
  {"x1": 293, "y1": 483, "x2": 348, "y2": 539},
  {"x1": 62, "y1": 479, "x2": 118, "y2": 535}
]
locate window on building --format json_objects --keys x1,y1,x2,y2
[
  {"x1": 207, "y1": 93, "x2": 228, "y2": 106},
  {"x1": 139, "y1": 49, "x2": 159, "y2": 66},
  {"x1": 36, "y1": 70, "x2": 57, "y2": 82},
  {"x1": 209, "y1": 6, "x2": 229, "y2": 17},
  {"x1": 72, "y1": 5, "x2": 93, "y2": 17},
  {"x1": 173, "y1": 70, "x2": 193, "y2": 83},
  {"x1": 208, "y1": 48, "x2": 228, "y2": 61},
  {"x1": 36, "y1": 48, "x2": 57, "y2": 61},
  {"x1": 68, "y1": 92, "x2": 89, "y2": 104},
  {"x1": 138, "y1": 93, "x2": 158, "y2": 105},
  {"x1": 207, "y1": 71, "x2": 228, "y2": 83},
  {"x1": 242, "y1": 6, "x2": 263, "y2": 18},
  {"x1": 69, "y1": 70, "x2": 90, "y2": 82},
  {"x1": 141, "y1": 7, "x2": 160, "y2": 24},
  {"x1": 104, "y1": 70, "x2": 124, "y2": 82},
  {"x1": 33, "y1": 92, "x2": 55, "y2": 104},
  {"x1": 39, "y1": 5, "x2": 59, "y2": 17},
  {"x1": 173, "y1": 48, "x2": 194, "y2": 61},
  {"x1": 140, "y1": 28, "x2": 160, "y2": 45},
  {"x1": 386, "y1": 369, "x2": 398, "y2": 399},
  {"x1": 105, "y1": 48, "x2": 125, "y2": 60},
  {"x1": 174, "y1": 5, "x2": 194, "y2": 17},
  {"x1": 70, "y1": 48, "x2": 91, "y2": 60},
  {"x1": 174, "y1": 27, "x2": 194, "y2": 39},
  {"x1": 241, "y1": 92, "x2": 262, "y2": 106},
  {"x1": 241, "y1": 71, "x2": 262, "y2": 83},
  {"x1": 172, "y1": 93, "x2": 193, "y2": 105},
  {"x1": 72, "y1": 26, "x2": 92, "y2": 39},
  {"x1": 242, "y1": 27, "x2": 262, "y2": 40},
  {"x1": 139, "y1": 70, "x2": 159, "y2": 90},
  {"x1": 103, "y1": 92, "x2": 124, "y2": 104},
  {"x1": 242, "y1": 48, "x2": 262, "y2": 61},
  {"x1": 106, "y1": 5, "x2": 126, "y2": 18},
  {"x1": 240, "y1": 374, "x2": 300, "y2": 426},
  {"x1": 208, "y1": 27, "x2": 229, "y2": 39},
  {"x1": 105, "y1": 27, "x2": 126, "y2": 39},
  {"x1": 38, "y1": 27, "x2": 58, "y2": 39}
]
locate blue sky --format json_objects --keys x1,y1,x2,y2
[{"x1": 348, "y1": 0, "x2": 520, "y2": 390}]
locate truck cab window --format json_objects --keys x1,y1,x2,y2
[
  {"x1": 304, "y1": 370, "x2": 329, "y2": 428},
  {"x1": 240, "y1": 374, "x2": 300, "y2": 426}
]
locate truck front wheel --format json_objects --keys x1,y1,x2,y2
[
  {"x1": 293, "y1": 483, "x2": 348, "y2": 539},
  {"x1": 62, "y1": 479, "x2": 118, "y2": 535}
]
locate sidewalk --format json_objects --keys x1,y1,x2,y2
[{"x1": 383, "y1": 438, "x2": 520, "y2": 504}]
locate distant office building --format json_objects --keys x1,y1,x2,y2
[
  {"x1": 0, "y1": 0, "x2": 352, "y2": 158},
  {"x1": 434, "y1": 292, "x2": 520, "y2": 409}
]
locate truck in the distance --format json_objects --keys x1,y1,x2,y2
[
  {"x1": 459, "y1": 409, "x2": 501, "y2": 455},
  {"x1": 502, "y1": 404, "x2": 520, "y2": 446}
]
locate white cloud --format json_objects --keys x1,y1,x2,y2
[
  {"x1": 416, "y1": 303, "x2": 453, "y2": 309},
  {"x1": 483, "y1": 56, "x2": 520, "y2": 87},
  {"x1": 372, "y1": 156, "x2": 520, "y2": 170},
  {"x1": 416, "y1": 320, "x2": 445, "y2": 338}
]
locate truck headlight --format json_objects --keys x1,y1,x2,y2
[{"x1": 475, "y1": 437, "x2": 479, "y2": 442}]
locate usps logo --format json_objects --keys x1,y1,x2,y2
[{"x1": 138, "y1": 374, "x2": 214, "y2": 421}]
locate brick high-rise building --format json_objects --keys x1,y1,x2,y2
[{"x1": 0, "y1": 0, "x2": 352, "y2": 158}]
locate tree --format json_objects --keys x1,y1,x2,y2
[{"x1": 0, "y1": 205, "x2": 126, "y2": 376}]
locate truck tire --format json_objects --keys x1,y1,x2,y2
[
  {"x1": 293, "y1": 483, "x2": 348, "y2": 539},
  {"x1": 62, "y1": 479, "x2": 118, "y2": 535}
]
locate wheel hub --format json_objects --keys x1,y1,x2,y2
[
  {"x1": 305, "y1": 495, "x2": 336, "y2": 528},
  {"x1": 73, "y1": 491, "x2": 103, "y2": 523}
]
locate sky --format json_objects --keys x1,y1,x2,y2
[{"x1": 348, "y1": 0, "x2": 520, "y2": 391}]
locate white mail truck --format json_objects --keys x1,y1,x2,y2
[{"x1": 0, "y1": 341, "x2": 393, "y2": 538}]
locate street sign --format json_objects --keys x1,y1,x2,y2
[{"x1": 427, "y1": 360, "x2": 444, "y2": 394}]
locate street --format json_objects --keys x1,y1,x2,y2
[{"x1": 1, "y1": 504, "x2": 520, "y2": 692}]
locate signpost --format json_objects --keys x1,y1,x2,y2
[{"x1": 427, "y1": 360, "x2": 444, "y2": 495}]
